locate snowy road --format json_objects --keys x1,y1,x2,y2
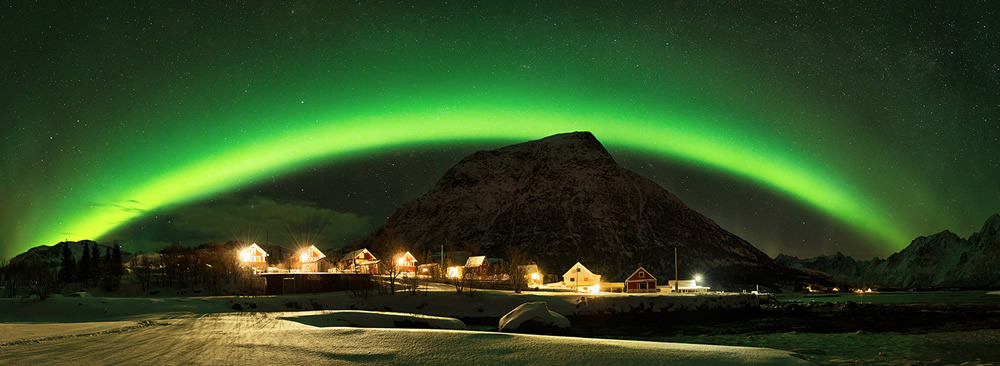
[{"x1": 0, "y1": 312, "x2": 810, "y2": 365}]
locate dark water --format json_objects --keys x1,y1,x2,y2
[{"x1": 773, "y1": 290, "x2": 1000, "y2": 304}]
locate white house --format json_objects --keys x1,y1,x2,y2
[
  {"x1": 668, "y1": 279, "x2": 710, "y2": 293},
  {"x1": 562, "y1": 262, "x2": 601, "y2": 291}
]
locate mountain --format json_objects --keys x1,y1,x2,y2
[
  {"x1": 775, "y1": 252, "x2": 873, "y2": 287},
  {"x1": 860, "y1": 214, "x2": 1000, "y2": 289},
  {"x1": 777, "y1": 214, "x2": 1000, "y2": 289},
  {"x1": 352, "y1": 132, "x2": 809, "y2": 289},
  {"x1": 9, "y1": 240, "x2": 130, "y2": 266}
]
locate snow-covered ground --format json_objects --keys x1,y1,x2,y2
[
  {"x1": 284, "y1": 310, "x2": 467, "y2": 330},
  {"x1": 637, "y1": 328, "x2": 1000, "y2": 365},
  {"x1": 0, "y1": 288, "x2": 812, "y2": 364},
  {"x1": 0, "y1": 312, "x2": 810, "y2": 365},
  {"x1": 0, "y1": 284, "x2": 758, "y2": 323}
]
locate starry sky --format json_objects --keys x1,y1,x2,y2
[{"x1": 2, "y1": 1, "x2": 998, "y2": 260}]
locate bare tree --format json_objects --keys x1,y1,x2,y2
[
  {"x1": 505, "y1": 246, "x2": 530, "y2": 293},
  {"x1": 135, "y1": 255, "x2": 153, "y2": 292},
  {"x1": 374, "y1": 229, "x2": 410, "y2": 294}
]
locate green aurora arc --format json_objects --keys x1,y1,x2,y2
[
  {"x1": 5, "y1": 2, "x2": 998, "y2": 259},
  {"x1": 36, "y1": 104, "x2": 908, "y2": 255}
]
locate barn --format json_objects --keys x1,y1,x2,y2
[{"x1": 624, "y1": 266, "x2": 657, "y2": 293}]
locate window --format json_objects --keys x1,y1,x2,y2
[
  {"x1": 570, "y1": 278, "x2": 575, "y2": 282},
  {"x1": 639, "y1": 272, "x2": 644, "y2": 278}
]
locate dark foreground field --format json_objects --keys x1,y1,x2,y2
[{"x1": 564, "y1": 293, "x2": 1000, "y2": 364}]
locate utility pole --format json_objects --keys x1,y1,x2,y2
[{"x1": 674, "y1": 246, "x2": 678, "y2": 293}]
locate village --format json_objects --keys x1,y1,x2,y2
[{"x1": 234, "y1": 242, "x2": 712, "y2": 296}]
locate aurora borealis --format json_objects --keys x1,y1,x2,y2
[{"x1": 2, "y1": 2, "x2": 998, "y2": 260}]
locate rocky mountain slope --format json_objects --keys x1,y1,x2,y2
[
  {"x1": 778, "y1": 214, "x2": 1000, "y2": 289},
  {"x1": 353, "y1": 132, "x2": 809, "y2": 288},
  {"x1": 860, "y1": 214, "x2": 1000, "y2": 289}
]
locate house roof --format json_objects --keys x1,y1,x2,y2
[
  {"x1": 465, "y1": 255, "x2": 487, "y2": 267},
  {"x1": 243, "y1": 243, "x2": 268, "y2": 257},
  {"x1": 562, "y1": 262, "x2": 597, "y2": 278},
  {"x1": 397, "y1": 251, "x2": 416, "y2": 263},
  {"x1": 340, "y1": 248, "x2": 374, "y2": 262},
  {"x1": 300, "y1": 245, "x2": 326, "y2": 262},
  {"x1": 625, "y1": 266, "x2": 656, "y2": 282}
]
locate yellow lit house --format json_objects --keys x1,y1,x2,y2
[
  {"x1": 563, "y1": 262, "x2": 601, "y2": 292},
  {"x1": 298, "y1": 245, "x2": 327, "y2": 272},
  {"x1": 239, "y1": 243, "x2": 268, "y2": 270}
]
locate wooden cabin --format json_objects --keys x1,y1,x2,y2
[
  {"x1": 465, "y1": 256, "x2": 489, "y2": 278},
  {"x1": 562, "y1": 262, "x2": 601, "y2": 291},
  {"x1": 624, "y1": 267, "x2": 657, "y2": 293},
  {"x1": 298, "y1": 245, "x2": 327, "y2": 273},
  {"x1": 239, "y1": 243, "x2": 268, "y2": 270},
  {"x1": 339, "y1": 248, "x2": 378, "y2": 274}
]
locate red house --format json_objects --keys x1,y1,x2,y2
[
  {"x1": 464, "y1": 256, "x2": 489, "y2": 279},
  {"x1": 339, "y1": 248, "x2": 378, "y2": 274},
  {"x1": 298, "y1": 245, "x2": 327, "y2": 272},
  {"x1": 395, "y1": 251, "x2": 417, "y2": 273},
  {"x1": 239, "y1": 243, "x2": 268, "y2": 270},
  {"x1": 624, "y1": 267, "x2": 656, "y2": 293}
]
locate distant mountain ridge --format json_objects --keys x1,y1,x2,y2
[
  {"x1": 352, "y1": 132, "x2": 810, "y2": 288},
  {"x1": 10, "y1": 240, "x2": 131, "y2": 266},
  {"x1": 777, "y1": 214, "x2": 1000, "y2": 289}
]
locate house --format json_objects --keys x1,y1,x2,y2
[
  {"x1": 668, "y1": 279, "x2": 710, "y2": 293},
  {"x1": 465, "y1": 256, "x2": 489, "y2": 278},
  {"x1": 520, "y1": 264, "x2": 543, "y2": 288},
  {"x1": 394, "y1": 251, "x2": 417, "y2": 272},
  {"x1": 624, "y1": 267, "x2": 657, "y2": 293},
  {"x1": 417, "y1": 263, "x2": 439, "y2": 277},
  {"x1": 298, "y1": 245, "x2": 327, "y2": 273},
  {"x1": 562, "y1": 262, "x2": 601, "y2": 291},
  {"x1": 339, "y1": 248, "x2": 378, "y2": 274},
  {"x1": 239, "y1": 243, "x2": 268, "y2": 270}
]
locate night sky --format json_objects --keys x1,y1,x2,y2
[{"x1": 2, "y1": 2, "x2": 998, "y2": 260}]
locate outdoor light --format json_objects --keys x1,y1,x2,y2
[{"x1": 694, "y1": 275, "x2": 702, "y2": 282}]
